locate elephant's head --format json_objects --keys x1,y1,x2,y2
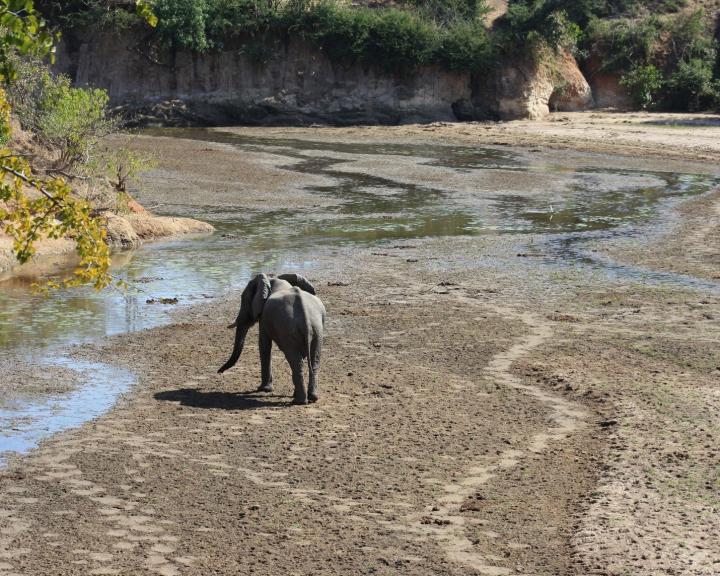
[{"x1": 218, "y1": 273, "x2": 271, "y2": 374}]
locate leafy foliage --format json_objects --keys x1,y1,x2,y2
[
  {"x1": 294, "y1": 3, "x2": 439, "y2": 71},
  {"x1": 436, "y1": 20, "x2": 494, "y2": 71},
  {"x1": 99, "y1": 145, "x2": 157, "y2": 195},
  {"x1": 8, "y1": 57, "x2": 144, "y2": 182},
  {"x1": 37, "y1": 77, "x2": 116, "y2": 169},
  {"x1": 153, "y1": 0, "x2": 213, "y2": 51},
  {"x1": 666, "y1": 58, "x2": 718, "y2": 111},
  {"x1": 0, "y1": 0, "x2": 156, "y2": 289},
  {"x1": 35, "y1": 0, "x2": 156, "y2": 30},
  {"x1": 620, "y1": 64, "x2": 663, "y2": 108},
  {"x1": 586, "y1": 8, "x2": 720, "y2": 111},
  {"x1": 495, "y1": 2, "x2": 582, "y2": 53},
  {"x1": 404, "y1": 0, "x2": 488, "y2": 25}
]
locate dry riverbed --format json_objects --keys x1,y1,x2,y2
[{"x1": 0, "y1": 112, "x2": 719, "y2": 575}]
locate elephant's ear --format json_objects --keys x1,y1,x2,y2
[
  {"x1": 251, "y1": 273, "x2": 271, "y2": 321},
  {"x1": 278, "y1": 273, "x2": 316, "y2": 295}
]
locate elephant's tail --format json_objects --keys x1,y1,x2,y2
[{"x1": 218, "y1": 322, "x2": 249, "y2": 374}]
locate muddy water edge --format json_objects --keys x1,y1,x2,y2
[{"x1": 0, "y1": 128, "x2": 718, "y2": 576}]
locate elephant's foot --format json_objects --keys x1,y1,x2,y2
[
  {"x1": 308, "y1": 392, "x2": 319, "y2": 403},
  {"x1": 258, "y1": 383, "x2": 274, "y2": 393},
  {"x1": 292, "y1": 395, "x2": 308, "y2": 406}
]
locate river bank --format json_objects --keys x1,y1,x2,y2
[
  {"x1": 0, "y1": 211, "x2": 214, "y2": 279},
  {"x1": 0, "y1": 112, "x2": 718, "y2": 575}
]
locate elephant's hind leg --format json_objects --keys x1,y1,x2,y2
[
  {"x1": 285, "y1": 350, "x2": 307, "y2": 405},
  {"x1": 307, "y1": 336, "x2": 322, "y2": 403},
  {"x1": 258, "y1": 329, "x2": 274, "y2": 392}
]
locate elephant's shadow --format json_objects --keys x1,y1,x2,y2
[{"x1": 154, "y1": 388, "x2": 291, "y2": 410}]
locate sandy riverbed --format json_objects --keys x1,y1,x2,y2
[{"x1": 0, "y1": 112, "x2": 718, "y2": 576}]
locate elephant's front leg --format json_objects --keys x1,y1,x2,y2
[{"x1": 258, "y1": 329, "x2": 274, "y2": 392}]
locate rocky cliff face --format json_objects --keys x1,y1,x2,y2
[
  {"x1": 57, "y1": 30, "x2": 594, "y2": 125},
  {"x1": 58, "y1": 30, "x2": 475, "y2": 125},
  {"x1": 466, "y1": 50, "x2": 593, "y2": 121},
  {"x1": 580, "y1": 56, "x2": 632, "y2": 110}
]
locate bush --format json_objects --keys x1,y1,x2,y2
[
  {"x1": 496, "y1": 3, "x2": 582, "y2": 54},
  {"x1": 8, "y1": 59, "x2": 117, "y2": 169},
  {"x1": 436, "y1": 21, "x2": 494, "y2": 72},
  {"x1": 294, "y1": 3, "x2": 379, "y2": 66},
  {"x1": 287, "y1": 1, "x2": 492, "y2": 73},
  {"x1": 666, "y1": 58, "x2": 718, "y2": 111},
  {"x1": 153, "y1": 0, "x2": 214, "y2": 51},
  {"x1": 404, "y1": 0, "x2": 488, "y2": 25},
  {"x1": 587, "y1": 9, "x2": 719, "y2": 111},
  {"x1": 36, "y1": 0, "x2": 143, "y2": 30},
  {"x1": 584, "y1": 15, "x2": 663, "y2": 72},
  {"x1": 363, "y1": 9, "x2": 437, "y2": 70},
  {"x1": 38, "y1": 80, "x2": 115, "y2": 168},
  {"x1": 620, "y1": 64, "x2": 663, "y2": 108}
]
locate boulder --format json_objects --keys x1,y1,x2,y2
[
  {"x1": 471, "y1": 50, "x2": 593, "y2": 121},
  {"x1": 582, "y1": 56, "x2": 632, "y2": 109},
  {"x1": 104, "y1": 212, "x2": 140, "y2": 248},
  {"x1": 549, "y1": 50, "x2": 594, "y2": 111}
]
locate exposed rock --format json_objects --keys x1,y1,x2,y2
[
  {"x1": 104, "y1": 211, "x2": 140, "y2": 248},
  {"x1": 470, "y1": 51, "x2": 592, "y2": 121},
  {"x1": 58, "y1": 30, "x2": 472, "y2": 126},
  {"x1": 57, "y1": 28, "x2": 594, "y2": 125},
  {"x1": 104, "y1": 211, "x2": 214, "y2": 248},
  {"x1": 582, "y1": 57, "x2": 632, "y2": 109},
  {"x1": 125, "y1": 213, "x2": 215, "y2": 241},
  {"x1": 126, "y1": 199, "x2": 147, "y2": 214},
  {"x1": 549, "y1": 50, "x2": 594, "y2": 112}
]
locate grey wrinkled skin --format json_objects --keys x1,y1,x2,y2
[{"x1": 218, "y1": 273, "x2": 326, "y2": 405}]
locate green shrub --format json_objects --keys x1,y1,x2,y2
[
  {"x1": 436, "y1": 20, "x2": 494, "y2": 72},
  {"x1": 666, "y1": 58, "x2": 718, "y2": 111},
  {"x1": 404, "y1": 0, "x2": 489, "y2": 25},
  {"x1": 584, "y1": 15, "x2": 663, "y2": 72},
  {"x1": 620, "y1": 64, "x2": 663, "y2": 108},
  {"x1": 36, "y1": 0, "x2": 143, "y2": 30},
  {"x1": 7, "y1": 59, "x2": 116, "y2": 169},
  {"x1": 363, "y1": 8, "x2": 437, "y2": 70},
  {"x1": 293, "y1": 3, "x2": 376, "y2": 65},
  {"x1": 587, "y1": 8, "x2": 719, "y2": 111},
  {"x1": 38, "y1": 79, "x2": 115, "y2": 168},
  {"x1": 496, "y1": 3, "x2": 582, "y2": 54},
  {"x1": 153, "y1": 0, "x2": 213, "y2": 51}
]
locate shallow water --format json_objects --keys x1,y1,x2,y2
[
  {"x1": 1, "y1": 129, "x2": 718, "y2": 464},
  {"x1": 0, "y1": 359, "x2": 134, "y2": 466}
]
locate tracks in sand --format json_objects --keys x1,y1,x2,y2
[{"x1": 377, "y1": 306, "x2": 590, "y2": 575}]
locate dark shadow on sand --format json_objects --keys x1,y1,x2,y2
[
  {"x1": 640, "y1": 118, "x2": 720, "y2": 128},
  {"x1": 154, "y1": 388, "x2": 290, "y2": 410}
]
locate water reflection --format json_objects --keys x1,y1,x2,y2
[{"x1": 0, "y1": 133, "x2": 718, "y2": 351}]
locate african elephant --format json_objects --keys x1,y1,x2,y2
[{"x1": 218, "y1": 273, "x2": 326, "y2": 405}]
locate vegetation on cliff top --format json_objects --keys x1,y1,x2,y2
[{"x1": 35, "y1": 0, "x2": 720, "y2": 110}]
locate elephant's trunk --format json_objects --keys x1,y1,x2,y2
[{"x1": 218, "y1": 322, "x2": 250, "y2": 374}]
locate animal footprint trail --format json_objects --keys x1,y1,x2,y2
[{"x1": 399, "y1": 308, "x2": 589, "y2": 575}]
